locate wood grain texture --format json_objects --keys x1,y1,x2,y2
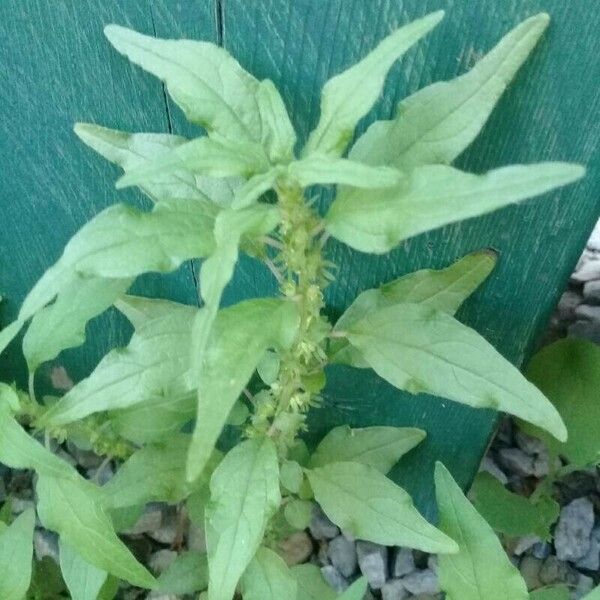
[{"x1": 0, "y1": 0, "x2": 598, "y2": 518}]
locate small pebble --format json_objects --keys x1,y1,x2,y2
[
  {"x1": 539, "y1": 555, "x2": 576, "y2": 585},
  {"x1": 531, "y1": 540, "x2": 552, "y2": 560},
  {"x1": 309, "y1": 506, "x2": 339, "y2": 540},
  {"x1": 568, "y1": 320, "x2": 600, "y2": 344},
  {"x1": 34, "y1": 529, "x2": 59, "y2": 562},
  {"x1": 356, "y1": 541, "x2": 388, "y2": 589},
  {"x1": 278, "y1": 531, "x2": 313, "y2": 566},
  {"x1": 515, "y1": 430, "x2": 546, "y2": 456},
  {"x1": 320, "y1": 565, "x2": 348, "y2": 593},
  {"x1": 573, "y1": 573, "x2": 595, "y2": 599},
  {"x1": 148, "y1": 508, "x2": 179, "y2": 546},
  {"x1": 556, "y1": 290, "x2": 583, "y2": 320},
  {"x1": 148, "y1": 549, "x2": 177, "y2": 574},
  {"x1": 327, "y1": 535, "x2": 357, "y2": 577},
  {"x1": 519, "y1": 555, "x2": 543, "y2": 590},
  {"x1": 575, "y1": 526, "x2": 600, "y2": 571},
  {"x1": 498, "y1": 448, "x2": 536, "y2": 477},
  {"x1": 66, "y1": 441, "x2": 104, "y2": 469},
  {"x1": 393, "y1": 547, "x2": 416, "y2": 578},
  {"x1": 401, "y1": 568, "x2": 440, "y2": 595},
  {"x1": 381, "y1": 579, "x2": 409, "y2": 600},
  {"x1": 125, "y1": 503, "x2": 163, "y2": 535},
  {"x1": 513, "y1": 535, "x2": 540, "y2": 556},
  {"x1": 583, "y1": 280, "x2": 600, "y2": 305},
  {"x1": 554, "y1": 497, "x2": 595, "y2": 562},
  {"x1": 479, "y1": 456, "x2": 508, "y2": 484}
]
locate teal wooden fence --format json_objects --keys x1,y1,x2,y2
[{"x1": 1, "y1": 0, "x2": 598, "y2": 518}]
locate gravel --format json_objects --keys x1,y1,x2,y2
[
  {"x1": 356, "y1": 541, "x2": 388, "y2": 589},
  {"x1": 554, "y1": 498, "x2": 595, "y2": 562},
  {"x1": 328, "y1": 534, "x2": 358, "y2": 577},
  {"x1": 309, "y1": 505, "x2": 340, "y2": 540}
]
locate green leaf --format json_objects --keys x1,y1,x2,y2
[
  {"x1": 303, "y1": 11, "x2": 444, "y2": 157},
  {"x1": 306, "y1": 461, "x2": 457, "y2": 553},
  {"x1": 523, "y1": 338, "x2": 600, "y2": 466},
  {"x1": 288, "y1": 155, "x2": 402, "y2": 189},
  {"x1": 28, "y1": 556, "x2": 69, "y2": 600},
  {"x1": 435, "y1": 462, "x2": 528, "y2": 600},
  {"x1": 280, "y1": 460, "x2": 304, "y2": 494},
  {"x1": 0, "y1": 403, "x2": 73, "y2": 479},
  {"x1": 470, "y1": 472, "x2": 559, "y2": 540},
  {"x1": 257, "y1": 350, "x2": 281, "y2": 385},
  {"x1": 583, "y1": 586, "x2": 600, "y2": 600},
  {"x1": 23, "y1": 276, "x2": 132, "y2": 372},
  {"x1": 343, "y1": 302, "x2": 567, "y2": 442},
  {"x1": 310, "y1": 425, "x2": 425, "y2": 473},
  {"x1": 291, "y1": 564, "x2": 336, "y2": 600},
  {"x1": 59, "y1": 539, "x2": 108, "y2": 600},
  {"x1": 0, "y1": 381, "x2": 21, "y2": 413},
  {"x1": 157, "y1": 551, "x2": 208, "y2": 595},
  {"x1": 205, "y1": 438, "x2": 281, "y2": 600},
  {"x1": 116, "y1": 135, "x2": 269, "y2": 190},
  {"x1": 104, "y1": 25, "x2": 263, "y2": 143},
  {"x1": 232, "y1": 168, "x2": 283, "y2": 209},
  {"x1": 326, "y1": 163, "x2": 585, "y2": 254},
  {"x1": 100, "y1": 434, "x2": 196, "y2": 508},
  {"x1": 338, "y1": 577, "x2": 368, "y2": 600},
  {"x1": 74, "y1": 123, "x2": 211, "y2": 203},
  {"x1": 114, "y1": 294, "x2": 192, "y2": 330},
  {"x1": 284, "y1": 499, "x2": 313, "y2": 530},
  {"x1": 19, "y1": 200, "x2": 216, "y2": 321},
  {"x1": 529, "y1": 585, "x2": 570, "y2": 600},
  {"x1": 351, "y1": 14, "x2": 550, "y2": 169},
  {"x1": 0, "y1": 508, "x2": 35, "y2": 600},
  {"x1": 39, "y1": 305, "x2": 197, "y2": 427},
  {"x1": 187, "y1": 298, "x2": 298, "y2": 482},
  {"x1": 240, "y1": 547, "x2": 297, "y2": 600},
  {"x1": 256, "y1": 79, "x2": 296, "y2": 163},
  {"x1": 36, "y1": 474, "x2": 155, "y2": 589}
]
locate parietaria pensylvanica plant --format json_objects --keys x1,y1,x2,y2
[{"x1": 0, "y1": 10, "x2": 591, "y2": 600}]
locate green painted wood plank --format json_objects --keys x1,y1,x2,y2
[{"x1": 220, "y1": 0, "x2": 600, "y2": 517}]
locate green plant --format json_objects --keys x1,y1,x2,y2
[{"x1": 0, "y1": 10, "x2": 587, "y2": 599}]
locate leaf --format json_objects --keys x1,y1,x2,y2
[
  {"x1": 288, "y1": 155, "x2": 402, "y2": 189},
  {"x1": 343, "y1": 302, "x2": 567, "y2": 442},
  {"x1": 0, "y1": 403, "x2": 73, "y2": 479},
  {"x1": 39, "y1": 305, "x2": 197, "y2": 427},
  {"x1": 470, "y1": 472, "x2": 559, "y2": 540},
  {"x1": 351, "y1": 14, "x2": 550, "y2": 169},
  {"x1": 100, "y1": 434, "x2": 196, "y2": 508},
  {"x1": 116, "y1": 135, "x2": 269, "y2": 190},
  {"x1": 256, "y1": 79, "x2": 296, "y2": 163},
  {"x1": 59, "y1": 539, "x2": 108, "y2": 600},
  {"x1": 326, "y1": 162, "x2": 585, "y2": 254},
  {"x1": 74, "y1": 123, "x2": 211, "y2": 203},
  {"x1": 0, "y1": 508, "x2": 35, "y2": 600},
  {"x1": 19, "y1": 199, "x2": 216, "y2": 321},
  {"x1": 306, "y1": 461, "x2": 457, "y2": 553},
  {"x1": 257, "y1": 350, "x2": 281, "y2": 385},
  {"x1": 157, "y1": 551, "x2": 208, "y2": 595},
  {"x1": 114, "y1": 294, "x2": 193, "y2": 330},
  {"x1": 280, "y1": 460, "x2": 304, "y2": 493},
  {"x1": 291, "y1": 564, "x2": 336, "y2": 600},
  {"x1": 310, "y1": 425, "x2": 425, "y2": 473},
  {"x1": 434, "y1": 462, "x2": 528, "y2": 600},
  {"x1": 330, "y1": 250, "x2": 497, "y2": 364},
  {"x1": 529, "y1": 585, "x2": 570, "y2": 600},
  {"x1": 187, "y1": 298, "x2": 298, "y2": 482},
  {"x1": 205, "y1": 438, "x2": 281, "y2": 600},
  {"x1": 302, "y1": 11, "x2": 444, "y2": 157},
  {"x1": 284, "y1": 499, "x2": 313, "y2": 530},
  {"x1": 338, "y1": 577, "x2": 368, "y2": 600},
  {"x1": 104, "y1": 25, "x2": 263, "y2": 143},
  {"x1": 523, "y1": 338, "x2": 600, "y2": 466},
  {"x1": 36, "y1": 474, "x2": 155, "y2": 589},
  {"x1": 23, "y1": 276, "x2": 132, "y2": 372},
  {"x1": 240, "y1": 547, "x2": 297, "y2": 600},
  {"x1": 232, "y1": 168, "x2": 283, "y2": 209},
  {"x1": 583, "y1": 586, "x2": 600, "y2": 600}
]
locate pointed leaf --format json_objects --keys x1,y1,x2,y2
[
  {"x1": 157, "y1": 551, "x2": 208, "y2": 595},
  {"x1": 104, "y1": 25, "x2": 262, "y2": 143},
  {"x1": 0, "y1": 508, "x2": 35, "y2": 600},
  {"x1": 39, "y1": 305, "x2": 197, "y2": 427},
  {"x1": 59, "y1": 539, "x2": 108, "y2": 600},
  {"x1": 74, "y1": 123, "x2": 210, "y2": 202},
  {"x1": 306, "y1": 461, "x2": 457, "y2": 553},
  {"x1": 303, "y1": 11, "x2": 444, "y2": 157},
  {"x1": 23, "y1": 276, "x2": 132, "y2": 372},
  {"x1": 240, "y1": 547, "x2": 297, "y2": 600},
  {"x1": 284, "y1": 499, "x2": 313, "y2": 530},
  {"x1": 326, "y1": 163, "x2": 584, "y2": 253},
  {"x1": 583, "y1": 586, "x2": 600, "y2": 600},
  {"x1": 435, "y1": 462, "x2": 528, "y2": 600},
  {"x1": 344, "y1": 302, "x2": 567, "y2": 441},
  {"x1": 232, "y1": 168, "x2": 283, "y2": 209},
  {"x1": 20, "y1": 200, "x2": 216, "y2": 321},
  {"x1": 291, "y1": 564, "x2": 336, "y2": 600},
  {"x1": 529, "y1": 586, "x2": 570, "y2": 600},
  {"x1": 351, "y1": 14, "x2": 550, "y2": 169},
  {"x1": 114, "y1": 294, "x2": 192, "y2": 330},
  {"x1": 205, "y1": 438, "x2": 281, "y2": 600},
  {"x1": 36, "y1": 474, "x2": 156, "y2": 589},
  {"x1": 187, "y1": 298, "x2": 298, "y2": 482},
  {"x1": 310, "y1": 425, "x2": 425, "y2": 473},
  {"x1": 338, "y1": 577, "x2": 368, "y2": 600}
]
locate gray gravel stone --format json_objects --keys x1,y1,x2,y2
[
  {"x1": 583, "y1": 280, "x2": 600, "y2": 305},
  {"x1": 309, "y1": 506, "x2": 339, "y2": 540},
  {"x1": 498, "y1": 448, "x2": 536, "y2": 477},
  {"x1": 531, "y1": 540, "x2": 552, "y2": 560},
  {"x1": 148, "y1": 549, "x2": 177, "y2": 574},
  {"x1": 356, "y1": 541, "x2": 388, "y2": 589},
  {"x1": 479, "y1": 455, "x2": 508, "y2": 484},
  {"x1": 571, "y1": 256, "x2": 600, "y2": 283},
  {"x1": 554, "y1": 497, "x2": 595, "y2": 561},
  {"x1": 34, "y1": 529, "x2": 59, "y2": 562},
  {"x1": 576, "y1": 526, "x2": 600, "y2": 571},
  {"x1": 515, "y1": 430, "x2": 546, "y2": 456},
  {"x1": 401, "y1": 568, "x2": 440, "y2": 595},
  {"x1": 519, "y1": 555, "x2": 543, "y2": 590},
  {"x1": 513, "y1": 535, "x2": 540, "y2": 556},
  {"x1": 427, "y1": 555, "x2": 438, "y2": 574},
  {"x1": 568, "y1": 319, "x2": 600, "y2": 344},
  {"x1": 381, "y1": 579, "x2": 409, "y2": 600},
  {"x1": 573, "y1": 573, "x2": 595, "y2": 599},
  {"x1": 67, "y1": 441, "x2": 103, "y2": 469},
  {"x1": 557, "y1": 290, "x2": 583, "y2": 320},
  {"x1": 539, "y1": 556, "x2": 577, "y2": 585},
  {"x1": 574, "y1": 304, "x2": 600, "y2": 321},
  {"x1": 11, "y1": 497, "x2": 35, "y2": 515},
  {"x1": 148, "y1": 508, "x2": 179, "y2": 545},
  {"x1": 532, "y1": 450, "x2": 551, "y2": 478},
  {"x1": 320, "y1": 565, "x2": 348, "y2": 593},
  {"x1": 278, "y1": 531, "x2": 313, "y2": 566},
  {"x1": 125, "y1": 503, "x2": 163, "y2": 535},
  {"x1": 327, "y1": 535, "x2": 357, "y2": 578},
  {"x1": 393, "y1": 547, "x2": 416, "y2": 577}
]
